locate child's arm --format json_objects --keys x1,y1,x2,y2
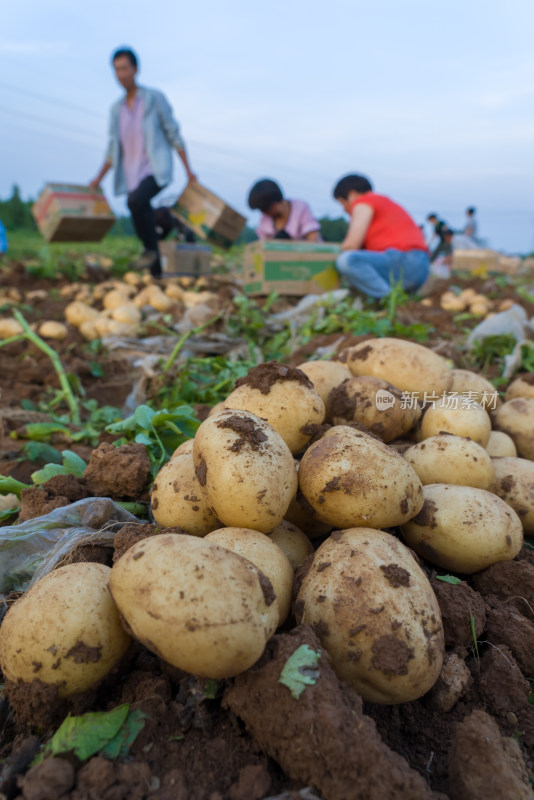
[{"x1": 341, "y1": 204, "x2": 373, "y2": 251}]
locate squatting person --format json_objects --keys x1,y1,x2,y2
[
  {"x1": 248, "y1": 179, "x2": 321, "y2": 242},
  {"x1": 90, "y1": 47, "x2": 197, "y2": 278},
  {"x1": 333, "y1": 174, "x2": 429, "y2": 298}
]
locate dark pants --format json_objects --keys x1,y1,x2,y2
[{"x1": 127, "y1": 175, "x2": 163, "y2": 253}]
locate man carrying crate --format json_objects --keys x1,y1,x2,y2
[{"x1": 90, "y1": 48, "x2": 197, "y2": 278}]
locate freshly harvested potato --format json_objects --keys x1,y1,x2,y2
[
  {"x1": 65, "y1": 301, "x2": 100, "y2": 328},
  {"x1": 493, "y1": 398, "x2": 534, "y2": 460},
  {"x1": 449, "y1": 369, "x2": 501, "y2": 411},
  {"x1": 404, "y1": 435, "x2": 495, "y2": 489},
  {"x1": 103, "y1": 289, "x2": 129, "y2": 311},
  {"x1": 123, "y1": 271, "x2": 143, "y2": 286},
  {"x1": 505, "y1": 374, "x2": 534, "y2": 402},
  {"x1": 165, "y1": 283, "x2": 185, "y2": 301},
  {"x1": 193, "y1": 409, "x2": 298, "y2": 532},
  {"x1": 418, "y1": 397, "x2": 491, "y2": 446},
  {"x1": 205, "y1": 527, "x2": 294, "y2": 623},
  {"x1": 296, "y1": 360, "x2": 352, "y2": 420},
  {"x1": 296, "y1": 528, "x2": 444, "y2": 704},
  {"x1": 440, "y1": 292, "x2": 466, "y2": 312},
  {"x1": 171, "y1": 439, "x2": 195, "y2": 457},
  {"x1": 328, "y1": 376, "x2": 421, "y2": 442},
  {"x1": 208, "y1": 401, "x2": 226, "y2": 417},
  {"x1": 79, "y1": 320, "x2": 100, "y2": 341},
  {"x1": 401, "y1": 484, "x2": 523, "y2": 573},
  {"x1": 298, "y1": 426, "x2": 423, "y2": 529},
  {"x1": 224, "y1": 362, "x2": 325, "y2": 454},
  {"x1": 267, "y1": 520, "x2": 315, "y2": 569},
  {"x1": 111, "y1": 303, "x2": 142, "y2": 325},
  {"x1": 338, "y1": 337, "x2": 452, "y2": 400},
  {"x1": 0, "y1": 318, "x2": 23, "y2": 339},
  {"x1": 38, "y1": 321, "x2": 68, "y2": 340},
  {"x1": 109, "y1": 534, "x2": 278, "y2": 677},
  {"x1": 0, "y1": 563, "x2": 131, "y2": 697},
  {"x1": 151, "y1": 452, "x2": 219, "y2": 536},
  {"x1": 486, "y1": 431, "x2": 517, "y2": 458},
  {"x1": 491, "y1": 457, "x2": 534, "y2": 535},
  {"x1": 146, "y1": 286, "x2": 173, "y2": 312},
  {"x1": 284, "y1": 489, "x2": 333, "y2": 540}
]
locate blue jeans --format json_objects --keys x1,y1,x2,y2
[{"x1": 336, "y1": 248, "x2": 429, "y2": 298}]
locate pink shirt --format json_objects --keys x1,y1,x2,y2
[
  {"x1": 119, "y1": 95, "x2": 153, "y2": 193},
  {"x1": 256, "y1": 199, "x2": 321, "y2": 240}
]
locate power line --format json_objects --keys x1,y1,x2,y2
[
  {"x1": 0, "y1": 80, "x2": 107, "y2": 119},
  {"x1": 0, "y1": 106, "x2": 103, "y2": 141}
]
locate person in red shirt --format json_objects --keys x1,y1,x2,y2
[{"x1": 333, "y1": 174, "x2": 429, "y2": 298}]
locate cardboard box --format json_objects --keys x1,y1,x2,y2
[
  {"x1": 171, "y1": 183, "x2": 246, "y2": 249},
  {"x1": 239, "y1": 241, "x2": 341, "y2": 296},
  {"x1": 452, "y1": 248, "x2": 521, "y2": 276},
  {"x1": 159, "y1": 241, "x2": 212, "y2": 277},
  {"x1": 32, "y1": 183, "x2": 115, "y2": 243}
]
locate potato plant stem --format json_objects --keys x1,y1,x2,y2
[
  {"x1": 163, "y1": 315, "x2": 220, "y2": 373},
  {"x1": 8, "y1": 310, "x2": 82, "y2": 424}
]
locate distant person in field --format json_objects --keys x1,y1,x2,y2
[
  {"x1": 426, "y1": 213, "x2": 450, "y2": 261},
  {"x1": 332, "y1": 174, "x2": 429, "y2": 298},
  {"x1": 90, "y1": 47, "x2": 197, "y2": 278},
  {"x1": 248, "y1": 179, "x2": 321, "y2": 242},
  {"x1": 463, "y1": 207, "x2": 478, "y2": 241}
]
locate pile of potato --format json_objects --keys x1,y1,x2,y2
[
  {"x1": 61, "y1": 272, "x2": 222, "y2": 340},
  {"x1": 2, "y1": 342, "x2": 533, "y2": 710},
  {"x1": 436, "y1": 288, "x2": 515, "y2": 317}
]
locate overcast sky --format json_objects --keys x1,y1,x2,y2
[{"x1": 2, "y1": 0, "x2": 534, "y2": 252}]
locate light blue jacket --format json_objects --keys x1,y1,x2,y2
[{"x1": 106, "y1": 86, "x2": 185, "y2": 196}]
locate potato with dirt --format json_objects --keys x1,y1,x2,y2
[
  {"x1": 267, "y1": 519, "x2": 315, "y2": 569},
  {"x1": 0, "y1": 563, "x2": 131, "y2": 697},
  {"x1": 338, "y1": 337, "x2": 452, "y2": 400},
  {"x1": 493, "y1": 397, "x2": 534, "y2": 460},
  {"x1": 448, "y1": 368, "x2": 501, "y2": 410},
  {"x1": 505, "y1": 372, "x2": 534, "y2": 401},
  {"x1": 298, "y1": 426, "x2": 423, "y2": 529},
  {"x1": 223, "y1": 362, "x2": 325, "y2": 454},
  {"x1": 486, "y1": 431, "x2": 517, "y2": 458},
  {"x1": 205, "y1": 527, "x2": 294, "y2": 623},
  {"x1": 151, "y1": 452, "x2": 219, "y2": 536},
  {"x1": 403, "y1": 434, "x2": 495, "y2": 489},
  {"x1": 401, "y1": 484, "x2": 523, "y2": 573},
  {"x1": 417, "y1": 397, "x2": 491, "y2": 446},
  {"x1": 193, "y1": 409, "x2": 297, "y2": 532},
  {"x1": 295, "y1": 529, "x2": 444, "y2": 703},
  {"x1": 296, "y1": 359, "x2": 352, "y2": 420},
  {"x1": 491, "y1": 456, "x2": 534, "y2": 534},
  {"x1": 109, "y1": 533, "x2": 278, "y2": 678},
  {"x1": 328, "y1": 375, "x2": 421, "y2": 442}
]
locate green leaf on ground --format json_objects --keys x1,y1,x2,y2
[
  {"x1": 33, "y1": 704, "x2": 146, "y2": 765},
  {"x1": 0, "y1": 475, "x2": 30, "y2": 497},
  {"x1": 435, "y1": 575, "x2": 462, "y2": 586},
  {"x1": 279, "y1": 644, "x2": 321, "y2": 699},
  {"x1": 22, "y1": 441, "x2": 63, "y2": 464},
  {"x1": 61, "y1": 450, "x2": 87, "y2": 477}
]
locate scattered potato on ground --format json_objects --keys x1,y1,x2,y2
[
  {"x1": 486, "y1": 431, "x2": 517, "y2": 458},
  {"x1": 505, "y1": 373, "x2": 534, "y2": 402},
  {"x1": 151, "y1": 452, "x2": 219, "y2": 536},
  {"x1": 493, "y1": 398, "x2": 534, "y2": 460},
  {"x1": 491, "y1": 456, "x2": 534, "y2": 534},
  {"x1": 38, "y1": 321, "x2": 68, "y2": 340},
  {"x1": 418, "y1": 397, "x2": 491, "y2": 446}
]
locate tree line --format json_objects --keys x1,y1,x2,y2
[{"x1": 0, "y1": 185, "x2": 348, "y2": 243}]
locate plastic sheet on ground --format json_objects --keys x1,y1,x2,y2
[
  {"x1": 466, "y1": 304, "x2": 531, "y2": 350},
  {"x1": 0, "y1": 497, "x2": 139, "y2": 599}
]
